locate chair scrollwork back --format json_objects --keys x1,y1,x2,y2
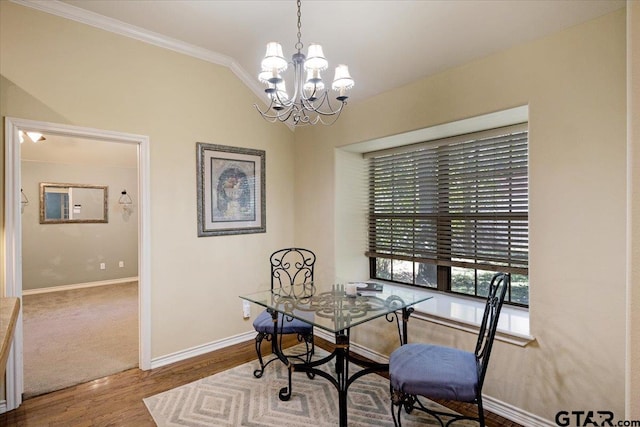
[
  {"x1": 252, "y1": 248, "x2": 317, "y2": 379},
  {"x1": 270, "y1": 248, "x2": 316, "y2": 293}
]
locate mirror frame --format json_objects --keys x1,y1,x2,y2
[{"x1": 39, "y1": 182, "x2": 109, "y2": 224}]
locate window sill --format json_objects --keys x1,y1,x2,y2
[{"x1": 374, "y1": 281, "x2": 535, "y2": 347}]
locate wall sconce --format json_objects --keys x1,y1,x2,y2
[
  {"x1": 118, "y1": 190, "x2": 133, "y2": 215},
  {"x1": 21, "y1": 188, "x2": 29, "y2": 213},
  {"x1": 19, "y1": 131, "x2": 46, "y2": 143}
]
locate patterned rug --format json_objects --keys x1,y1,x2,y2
[{"x1": 144, "y1": 346, "x2": 475, "y2": 427}]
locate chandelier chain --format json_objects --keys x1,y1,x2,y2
[{"x1": 295, "y1": 0, "x2": 303, "y2": 52}]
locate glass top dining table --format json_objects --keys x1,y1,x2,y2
[
  {"x1": 240, "y1": 281, "x2": 433, "y2": 334},
  {"x1": 240, "y1": 281, "x2": 433, "y2": 427}
]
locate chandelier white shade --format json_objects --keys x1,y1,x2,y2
[
  {"x1": 255, "y1": 0, "x2": 354, "y2": 126},
  {"x1": 262, "y1": 42, "x2": 288, "y2": 73},
  {"x1": 304, "y1": 44, "x2": 328, "y2": 71}
]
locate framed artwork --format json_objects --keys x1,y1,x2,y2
[{"x1": 196, "y1": 143, "x2": 266, "y2": 237}]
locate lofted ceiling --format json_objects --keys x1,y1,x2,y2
[
  {"x1": 20, "y1": 134, "x2": 138, "y2": 168},
  {"x1": 26, "y1": 0, "x2": 624, "y2": 105}
]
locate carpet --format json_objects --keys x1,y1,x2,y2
[
  {"x1": 144, "y1": 346, "x2": 473, "y2": 427},
  {"x1": 23, "y1": 282, "x2": 138, "y2": 398}
]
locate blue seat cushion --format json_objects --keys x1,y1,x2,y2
[
  {"x1": 389, "y1": 343, "x2": 478, "y2": 402},
  {"x1": 252, "y1": 309, "x2": 313, "y2": 335}
]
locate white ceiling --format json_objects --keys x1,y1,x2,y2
[
  {"x1": 21, "y1": 134, "x2": 138, "y2": 168},
  {"x1": 13, "y1": 1, "x2": 626, "y2": 168},
  {"x1": 50, "y1": 0, "x2": 625, "y2": 104}
]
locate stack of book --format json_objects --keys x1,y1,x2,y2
[{"x1": 349, "y1": 282, "x2": 384, "y2": 295}]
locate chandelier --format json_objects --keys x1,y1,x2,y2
[{"x1": 254, "y1": 0, "x2": 354, "y2": 126}]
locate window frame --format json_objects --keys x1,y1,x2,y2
[{"x1": 366, "y1": 123, "x2": 529, "y2": 307}]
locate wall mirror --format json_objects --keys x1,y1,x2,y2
[{"x1": 40, "y1": 183, "x2": 108, "y2": 224}]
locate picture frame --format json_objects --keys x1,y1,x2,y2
[{"x1": 196, "y1": 143, "x2": 266, "y2": 237}]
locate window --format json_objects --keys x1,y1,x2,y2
[{"x1": 366, "y1": 123, "x2": 529, "y2": 306}]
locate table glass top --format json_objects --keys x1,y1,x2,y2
[{"x1": 240, "y1": 282, "x2": 433, "y2": 333}]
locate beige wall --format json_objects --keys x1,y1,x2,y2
[
  {"x1": 0, "y1": 1, "x2": 295, "y2": 359},
  {"x1": 1, "y1": 0, "x2": 636, "y2": 422},
  {"x1": 628, "y1": 0, "x2": 640, "y2": 418},
  {"x1": 21, "y1": 159, "x2": 138, "y2": 290},
  {"x1": 295, "y1": 8, "x2": 628, "y2": 422}
]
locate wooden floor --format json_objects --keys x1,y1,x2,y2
[{"x1": 1, "y1": 337, "x2": 523, "y2": 426}]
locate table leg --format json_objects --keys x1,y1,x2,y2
[
  {"x1": 269, "y1": 309, "x2": 294, "y2": 401},
  {"x1": 335, "y1": 333, "x2": 349, "y2": 427},
  {"x1": 279, "y1": 330, "x2": 352, "y2": 427},
  {"x1": 276, "y1": 323, "x2": 396, "y2": 426},
  {"x1": 401, "y1": 306, "x2": 414, "y2": 345}
]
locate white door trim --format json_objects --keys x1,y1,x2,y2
[{"x1": 2, "y1": 117, "x2": 152, "y2": 411}]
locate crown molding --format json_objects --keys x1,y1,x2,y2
[{"x1": 10, "y1": 0, "x2": 273, "y2": 124}]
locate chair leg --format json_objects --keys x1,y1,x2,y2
[
  {"x1": 302, "y1": 331, "x2": 315, "y2": 379},
  {"x1": 304, "y1": 331, "x2": 314, "y2": 362},
  {"x1": 392, "y1": 388, "x2": 466, "y2": 427},
  {"x1": 477, "y1": 395, "x2": 486, "y2": 427},
  {"x1": 390, "y1": 387, "x2": 404, "y2": 427},
  {"x1": 253, "y1": 332, "x2": 267, "y2": 378},
  {"x1": 392, "y1": 403, "x2": 403, "y2": 427},
  {"x1": 255, "y1": 329, "x2": 316, "y2": 379}
]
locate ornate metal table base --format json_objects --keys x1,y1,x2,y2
[{"x1": 270, "y1": 305, "x2": 415, "y2": 427}]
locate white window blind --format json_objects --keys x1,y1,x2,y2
[{"x1": 366, "y1": 123, "x2": 528, "y2": 275}]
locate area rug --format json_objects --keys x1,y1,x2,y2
[{"x1": 144, "y1": 347, "x2": 472, "y2": 427}]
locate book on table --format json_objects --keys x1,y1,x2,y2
[{"x1": 349, "y1": 281, "x2": 384, "y2": 293}]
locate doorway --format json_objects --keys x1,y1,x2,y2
[{"x1": 3, "y1": 117, "x2": 151, "y2": 412}]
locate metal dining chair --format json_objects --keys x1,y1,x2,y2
[
  {"x1": 389, "y1": 272, "x2": 510, "y2": 426},
  {"x1": 252, "y1": 248, "x2": 316, "y2": 378}
]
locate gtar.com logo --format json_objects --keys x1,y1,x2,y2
[{"x1": 555, "y1": 411, "x2": 640, "y2": 427}]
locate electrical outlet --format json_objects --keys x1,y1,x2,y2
[
  {"x1": 119, "y1": 261, "x2": 124, "y2": 268},
  {"x1": 100, "y1": 263, "x2": 106, "y2": 270},
  {"x1": 242, "y1": 301, "x2": 251, "y2": 319}
]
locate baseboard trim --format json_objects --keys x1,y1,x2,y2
[
  {"x1": 483, "y1": 395, "x2": 554, "y2": 427},
  {"x1": 150, "y1": 331, "x2": 256, "y2": 369},
  {"x1": 22, "y1": 277, "x2": 139, "y2": 295},
  {"x1": 0, "y1": 400, "x2": 6, "y2": 414}
]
